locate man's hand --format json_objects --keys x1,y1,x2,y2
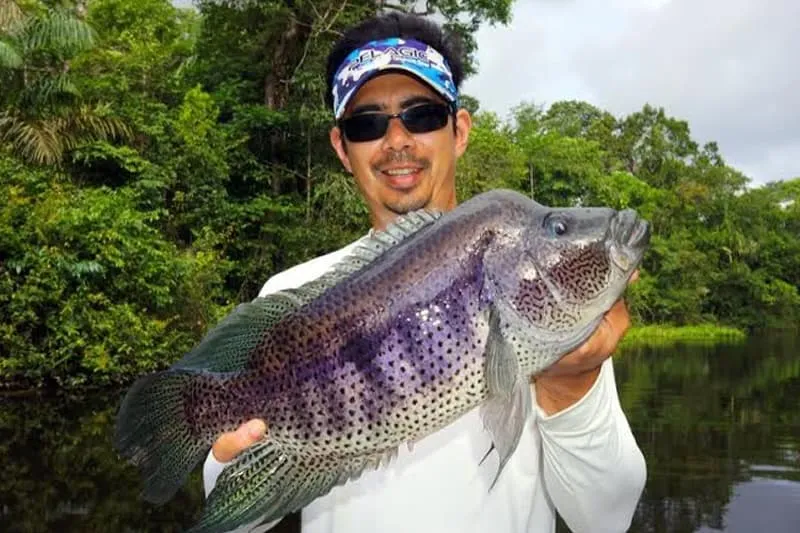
[
  {"x1": 533, "y1": 297, "x2": 633, "y2": 416},
  {"x1": 211, "y1": 419, "x2": 267, "y2": 463}
]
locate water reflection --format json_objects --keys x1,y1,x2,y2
[
  {"x1": 1, "y1": 334, "x2": 798, "y2": 532},
  {"x1": 0, "y1": 390, "x2": 205, "y2": 533},
  {"x1": 617, "y1": 333, "x2": 800, "y2": 533}
]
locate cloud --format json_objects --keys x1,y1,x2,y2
[{"x1": 462, "y1": 0, "x2": 799, "y2": 184}]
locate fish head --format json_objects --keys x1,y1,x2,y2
[{"x1": 487, "y1": 200, "x2": 650, "y2": 342}]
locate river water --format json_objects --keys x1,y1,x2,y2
[{"x1": 2, "y1": 334, "x2": 798, "y2": 532}]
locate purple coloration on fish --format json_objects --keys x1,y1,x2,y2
[{"x1": 114, "y1": 189, "x2": 650, "y2": 533}]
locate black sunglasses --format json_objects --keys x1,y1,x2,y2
[{"x1": 338, "y1": 102, "x2": 454, "y2": 143}]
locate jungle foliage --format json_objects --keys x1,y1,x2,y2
[{"x1": 1, "y1": 0, "x2": 797, "y2": 387}]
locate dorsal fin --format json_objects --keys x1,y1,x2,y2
[
  {"x1": 280, "y1": 208, "x2": 442, "y2": 302},
  {"x1": 172, "y1": 292, "x2": 305, "y2": 372},
  {"x1": 172, "y1": 208, "x2": 441, "y2": 373}
]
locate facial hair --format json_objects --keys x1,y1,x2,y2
[{"x1": 373, "y1": 151, "x2": 432, "y2": 215}]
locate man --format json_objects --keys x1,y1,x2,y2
[{"x1": 203, "y1": 12, "x2": 646, "y2": 533}]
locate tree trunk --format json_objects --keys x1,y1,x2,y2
[
  {"x1": 529, "y1": 162, "x2": 535, "y2": 198},
  {"x1": 264, "y1": 13, "x2": 301, "y2": 110},
  {"x1": 305, "y1": 122, "x2": 312, "y2": 222},
  {"x1": 264, "y1": 11, "x2": 310, "y2": 196}
]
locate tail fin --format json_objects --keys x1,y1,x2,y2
[{"x1": 114, "y1": 369, "x2": 211, "y2": 504}]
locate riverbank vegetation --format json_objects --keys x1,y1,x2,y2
[
  {"x1": 1, "y1": 0, "x2": 798, "y2": 388},
  {"x1": 620, "y1": 325, "x2": 748, "y2": 350}
]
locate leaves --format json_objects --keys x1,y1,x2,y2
[
  {"x1": 0, "y1": 0, "x2": 798, "y2": 389},
  {"x1": 0, "y1": 0, "x2": 24, "y2": 33},
  {"x1": 456, "y1": 110, "x2": 525, "y2": 200},
  {"x1": 378, "y1": 0, "x2": 514, "y2": 75},
  {"x1": 21, "y1": 8, "x2": 95, "y2": 55},
  {"x1": 0, "y1": 2, "x2": 129, "y2": 165},
  {"x1": 0, "y1": 38, "x2": 21, "y2": 67},
  {"x1": 0, "y1": 104, "x2": 131, "y2": 164},
  {"x1": 0, "y1": 164, "x2": 230, "y2": 386}
]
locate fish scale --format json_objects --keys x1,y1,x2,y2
[{"x1": 114, "y1": 189, "x2": 650, "y2": 533}]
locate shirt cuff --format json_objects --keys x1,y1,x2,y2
[{"x1": 203, "y1": 451, "x2": 228, "y2": 497}]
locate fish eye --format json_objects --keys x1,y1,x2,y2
[{"x1": 545, "y1": 215, "x2": 569, "y2": 237}]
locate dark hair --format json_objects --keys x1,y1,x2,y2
[{"x1": 324, "y1": 12, "x2": 466, "y2": 111}]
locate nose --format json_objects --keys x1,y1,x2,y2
[{"x1": 382, "y1": 116, "x2": 414, "y2": 151}]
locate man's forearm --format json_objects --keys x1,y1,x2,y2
[{"x1": 535, "y1": 358, "x2": 646, "y2": 533}]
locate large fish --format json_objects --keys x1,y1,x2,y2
[{"x1": 115, "y1": 189, "x2": 650, "y2": 533}]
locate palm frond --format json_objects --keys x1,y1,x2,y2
[
  {"x1": 0, "y1": 38, "x2": 21, "y2": 67},
  {"x1": 0, "y1": 0, "x2": 24, "y2": 34},
  {"x1": 0, "y1": 111, "x2": 63, "y2": 164},
  {"x1": 0, "y1": 104, "x2": 131, "y2": 165},
  {"x1": 69, "y1": 103, "x2": 133, "y2": 142},
  {"x1": 21, "y1": 8, "x2": 95, "y2": 55},
  {"x1": 18, "y1": 72, "x2": 79, "y2": 108}
]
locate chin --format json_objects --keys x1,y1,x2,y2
[{"x1": 384, "y1": 193, "x2": 430, "y2": 216}]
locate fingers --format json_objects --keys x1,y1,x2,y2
[
  {"x1": 538, "y1": 299, "x2": 631, "y2": 378},
  {"x1": 595, "y1": 299, "x2": 630, "y2": 356},
  {"x1": 606, "y1": 299, "x2": 631, "y2": 338},
  {"x1": 211, "y1": 419, "x2": 267, "y2": 463}
]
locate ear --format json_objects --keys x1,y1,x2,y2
[
  {"x1": 454, "y1": 108, "x2": 473, "y2": 159},
  {"x1": 330, "y1": 126, "x2": 352, "y2": 173}
]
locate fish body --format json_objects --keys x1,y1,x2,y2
[{"x1": 115, "y1": 189, "x2": 650, "y2": 533}]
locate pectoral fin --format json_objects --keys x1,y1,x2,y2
[{"x1": 479, "y1": 306, "x2": 532, "y2": 489}]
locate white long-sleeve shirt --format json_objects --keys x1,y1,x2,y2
[{"x1": 203, "y1": 236, "x2": 647, "y2": 533}]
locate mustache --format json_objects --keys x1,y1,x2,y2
[{"x1": 373, "y1": 151, "x2": 430, "y2": 170}]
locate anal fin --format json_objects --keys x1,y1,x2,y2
[{"x1": 189, "y1": 440, "x2": 401, "y2": 533}]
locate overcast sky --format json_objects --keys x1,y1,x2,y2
[
  {"x1": 172, "y1": 0, "x2": 797, "y2": 185},
  {"x1": 462, "y1": 0, "x2": 799, "y2": 185}
]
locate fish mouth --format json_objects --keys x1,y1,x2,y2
[{"x1": 609, "y1": 210, "x2": 651, "y2": 272}]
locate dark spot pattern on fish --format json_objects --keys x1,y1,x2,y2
[
  {"x1": 548, "y1": 242, "x2": 611, "y2": 302},
  {"x1": 513, "y1": 277, "x2": 550, "y2": 322}
]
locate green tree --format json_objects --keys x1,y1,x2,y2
[
  {"x1": 0, "y1": 0, "x2": 129, "y2": 164},
  {"x1": 614, "y1": 104, "x2": 698, "y2": 187},
  {"x1": 0, "y1": 155, "x2": 230, "y2": 386},
  {"x1": 510, "y1": 102, "x2": 606, "y2": 206},
  {"x1": 1, "y1": 1, "x2": 798, "y2": 390},
  {"x1": 456, "y1": 110, "x2": 525, "y2": 200}
]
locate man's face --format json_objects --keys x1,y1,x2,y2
[{"x1": 330, "y1": 72, "x2": 472, "y2": 230}]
